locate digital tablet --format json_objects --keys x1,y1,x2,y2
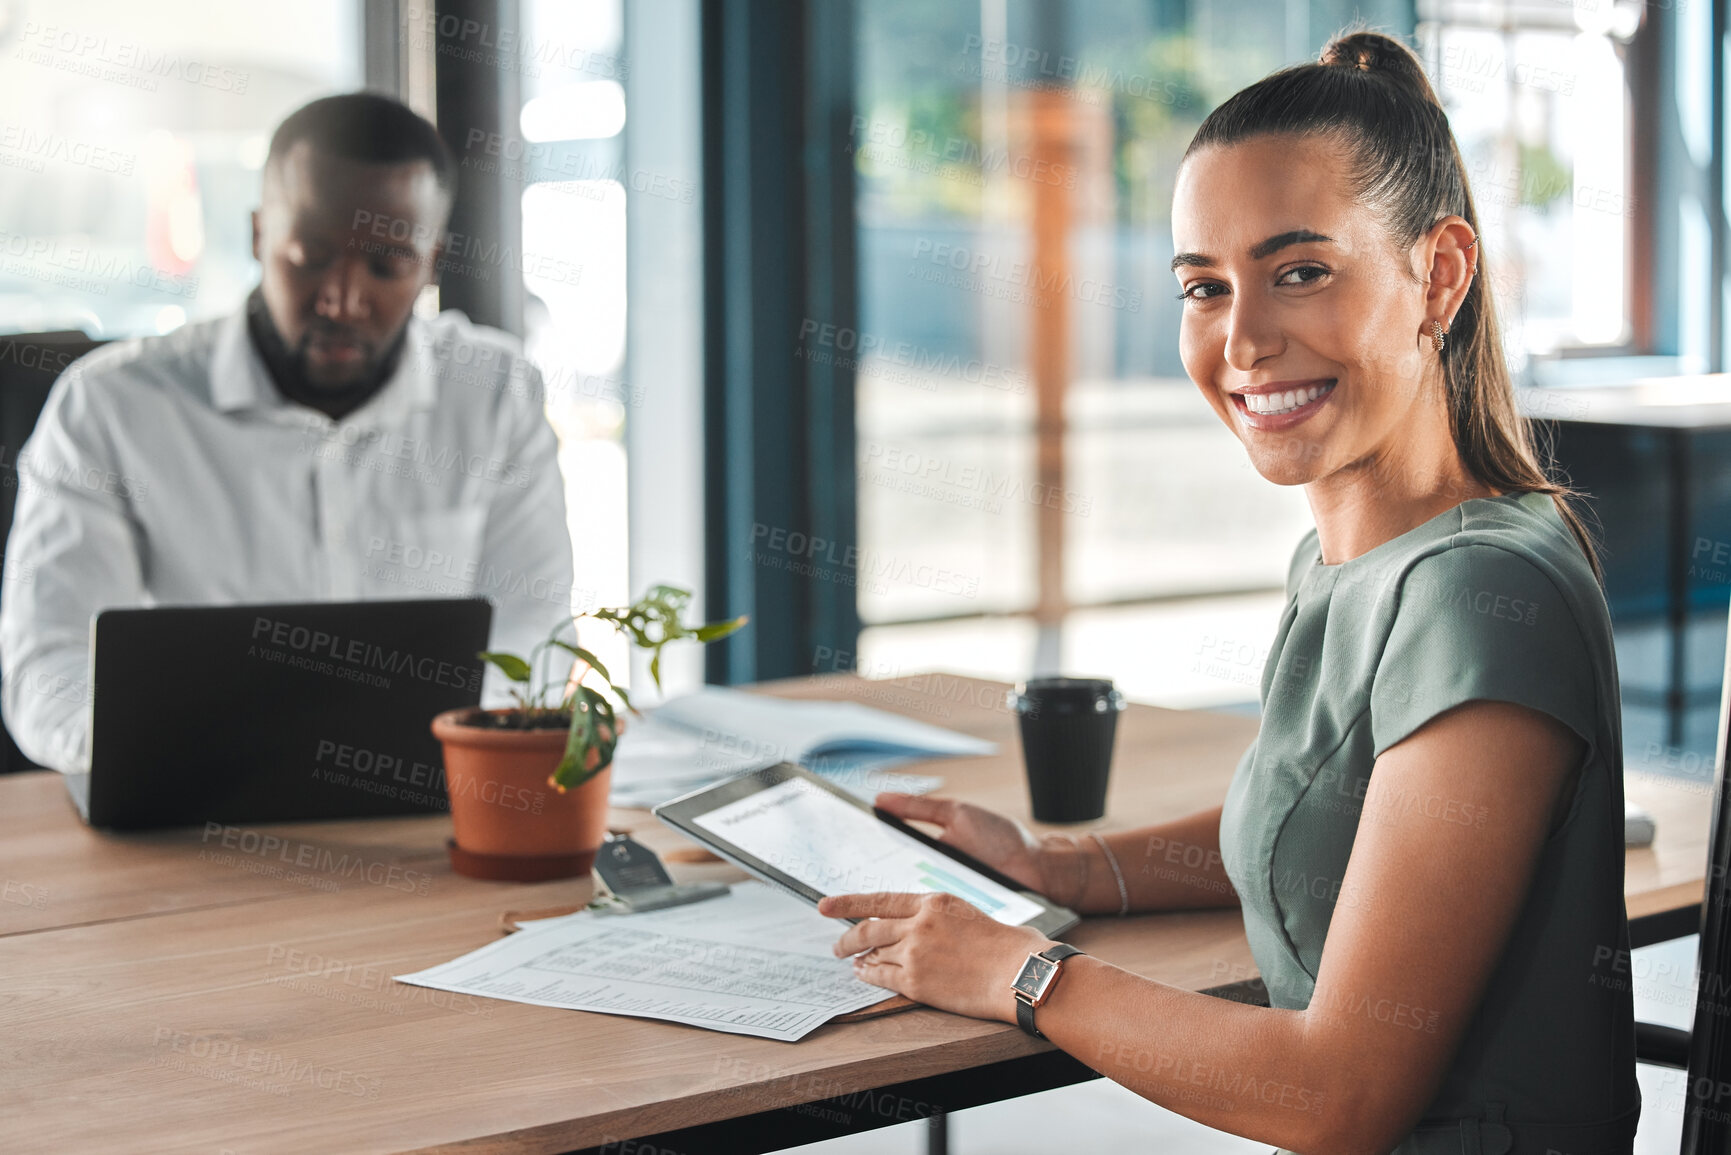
[{"x1": 653, "y1": 763, "x2": 1080, "y2": 938}]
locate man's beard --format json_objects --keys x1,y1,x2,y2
[{"x1": 246, "y1": 290, "x2": 410, "y2": 418}]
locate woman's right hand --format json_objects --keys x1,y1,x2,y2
[{"x1": 872, "y1": 792, "x2": 1084, "y2": 906}]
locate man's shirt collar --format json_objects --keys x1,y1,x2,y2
[{"x1": 209, "y1": 305, "x2": 438, "y2": 423}]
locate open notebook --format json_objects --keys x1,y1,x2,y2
[{"x1": 607, "y1": 686, "x2": 996, "y2": 809}]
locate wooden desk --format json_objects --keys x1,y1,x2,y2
[
  {"x1": 1625, "y1": 769, "x2": 1716, "y2": 937},
  {"x1": 0, "y1": 674, "x2": 1710, "y2": 1154}
]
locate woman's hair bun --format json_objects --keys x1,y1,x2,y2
[{"x1": 1321, "y1": 31, "x2": 1441, "y2": 106}]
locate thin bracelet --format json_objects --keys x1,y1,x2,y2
[{"x1": 1090, "y1": 831, "x2": 1129, "y2": 916}]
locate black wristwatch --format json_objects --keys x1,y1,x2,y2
[{"x1": 1010, "y1": 943, "x2": 1085, "y2": 1039}]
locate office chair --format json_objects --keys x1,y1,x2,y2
[
  {"x1": 1632, "y1": 593, "x2": 1731, "y2": 1152},
  {"x1": 0, "y1": 331, "x2": 104, "y2": 774}
]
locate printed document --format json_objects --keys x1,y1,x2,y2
[{"x1": 394, "y1": 882, "x2": 894, "y2": 1042}]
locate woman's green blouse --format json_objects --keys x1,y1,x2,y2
[{"x1": 1220, "y1": 491, "x2": 1641, "y2": 1155}]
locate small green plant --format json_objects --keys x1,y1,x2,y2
[{"x1": 476, "y1": 584, "x2": 746, "y2": 791}]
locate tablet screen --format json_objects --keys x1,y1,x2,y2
[{"x1": 690, "y1": 777, "x2": 1046, "y2": 926}]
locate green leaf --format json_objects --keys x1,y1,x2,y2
[
  {"x1": 549, "y1": 640, "x2": 612, "y2": 686},
  {"x1": 550, "y1": 685, "x2": 618, "y2": 791},
  {"x1": 694, "y1": 615, "x2": 748, "y2": 643},
  {"x1": 550, "y1": 751, "x2": 589, "y2": 791},
  {"x1": 477, "y1": 651, "x2": 532, "y2": 683},
  {"x1": 523, "y1": 585, "x2": 752, "y2": 733},
  {"x1": 552, "y1": 702, "x2": 598, "y2": 791},
  {"x1": 585, "y1": 684, "x2": 616, "y2": 725}
]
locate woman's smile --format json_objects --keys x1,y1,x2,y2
[{"x1": 1229, "y1": 378, "x2": 1337, "y2": 429}]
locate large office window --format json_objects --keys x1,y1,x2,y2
[
  {"x1": 513, "y1": 0, "x2": 635, "y2": 680},
  {"x1": 848, "y1": 1, "x2": 1701, "y2": 716},
  {"x1": 851, "y1": 0, "x2": 1407, "y2": 707},
  {"x1": 0, "y1": 0, "x2": 646, "y2": 697},
  {"x1": 1417, "y1": 0, "x2": 1640, "y2": 363},
  {"x1": 0, "y1": 0, "x2": 363, "y2": 338}
]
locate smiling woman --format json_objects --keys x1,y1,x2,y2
[
  {"x1": 1172, "y1": 33, "x2": 1599, "y2": 575},
  {"x1": 821, "y1": 28, "x2": 1639, "y2": 1155}
]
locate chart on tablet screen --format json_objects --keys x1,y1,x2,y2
[{"x1": 692, "y1": 778, "x2": 1044, "y2": 925}]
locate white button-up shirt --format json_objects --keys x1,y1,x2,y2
[{"x1": 0, "y1": 305, "x2": 576, "y2": 772}]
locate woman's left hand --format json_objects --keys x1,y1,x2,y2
[{"x1": 818, "y1": 891, "x2": 1056, "y2": 1023}]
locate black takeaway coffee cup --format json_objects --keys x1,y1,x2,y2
[{"x1": 1009, "y1": 677, "x2": 1127, "y2": 823}]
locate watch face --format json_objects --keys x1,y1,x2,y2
[{"x1": 1012, "y1": 954, "x2": 1053, "y2": 999}]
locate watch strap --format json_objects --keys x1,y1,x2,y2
[
  {"x1": 1041, "y1": 943, "x2": 1084, "y2": 965},
  {"x1": 1015, "y1": 991, "x2": 1042, "y2": 1037},
  {"x1": 1014, "y1": 944, "x2": 1085, "y2": 1039}
]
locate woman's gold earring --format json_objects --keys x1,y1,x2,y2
[{"x1": 1431, "y1": 320, "x2": 1446, "y2": 353}]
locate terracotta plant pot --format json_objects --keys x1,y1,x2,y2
[{"x1": 431, "y1": 707, "x2": 614, "y2": 882}]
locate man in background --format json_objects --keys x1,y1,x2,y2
[{"x1": 0, "y1": 92, "x2": 575, "y2": 772}]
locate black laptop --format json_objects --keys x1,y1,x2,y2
[{"x1": 68, "y1": 598, "x2": 492, "y2": 829}]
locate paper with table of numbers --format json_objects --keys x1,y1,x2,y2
[{"x1": 394, "y1": 881, "x2": 894, "y2": 1042}]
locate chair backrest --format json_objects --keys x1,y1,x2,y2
[
  {"x1": 0, "y1": 331, "x2": 104, "y2": 773},
  {"x1": 1684, "y1": 599, "x2": 1731, "y2": 1149},
  {"x1": 0, "y1": 332, "x2": 103, "y2": 549}
]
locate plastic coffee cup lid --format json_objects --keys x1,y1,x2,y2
[{"x1": 1008, "y1": 677, "x2": 1126, "y2": 714}]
